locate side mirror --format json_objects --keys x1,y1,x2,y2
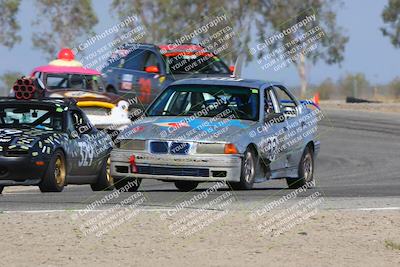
[
  {"x1": 229, "y1": 65, "x2": 235, "y2": 73},
  {"x1": 145, "y1": 65, "x2": 159, "y2": 73},
  {"x1": 265, "y1": 112, "x2": 286, "y2": 124}
]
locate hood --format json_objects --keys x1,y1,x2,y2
[
  {"x1": 46, "y1": 89, "x2": 121, "y2": 104},
  {"x1": 119, "y1": 116, "x2": 255, "y2": 143},
  {"x1": 0, "y1": 128, "x2": 58, "y2": 151}
]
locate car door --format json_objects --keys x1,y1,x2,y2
[
  {"x1": 259, "y1": 87, "x2": 288, "y2": 172},
  {"x1": 136, "y1": 50, "x2": 166, "y2": 106},
  {"x1": 67, "y1": 110, "x2": 97, "y2": 176},
  {"x1": 272, "y1": 85, "x2": 303, "y2": 169},
  {"x1": 114, "y1": 48, "x2": 147, "y2": 101}
]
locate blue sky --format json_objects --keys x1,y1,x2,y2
[{"x1": 0, "y1": 0, "x2": 398, "y2": 86}]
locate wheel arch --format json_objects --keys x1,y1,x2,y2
[
  {"x1": 246, "y1": 143, "x2": 259, "y2": 158},
  {"x1": 305, "y1": 141, "x2": 315, "y2": 154}
]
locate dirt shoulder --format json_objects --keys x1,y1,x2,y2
[
  {"x1": 319, "y1": 100, "x2": 400, "y2": 114},
  {"x1": 0, "y1": 209, "x2": 399, "y2": 267}
]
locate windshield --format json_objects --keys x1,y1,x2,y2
[
  {"x1": 0, "y1": 104, "x2": 64, "y2": 131},
  {"x1": 164, "y1": 53, "x2": 231, "y2": 75},
  {"x1": 147, "y1": 85, "x2": 259, "y2": 121},
  {"x1": 45, "y1": 74, "x2": 104, "y2": 91}
]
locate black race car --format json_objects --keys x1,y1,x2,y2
[{"x1": 0, "y1": 94, "x2": 114, "y2": 193}]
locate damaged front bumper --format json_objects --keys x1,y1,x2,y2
[{"x1": 110, "y1": 149, "x2": 242, "y2": 182}]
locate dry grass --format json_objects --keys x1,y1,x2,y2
[{"x1": 385, "y1": 240, "x2": 400, "y2": 251}]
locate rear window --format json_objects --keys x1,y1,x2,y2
[
  {"x1": 106, "y1": 48, "x2": 147, "y2": 71},
  {"x1": 45, "y1": 74, "x2": 104, "y2": 91},
  {"x1": 164, "y1": 53, "x2": 230, "y2": 75}
]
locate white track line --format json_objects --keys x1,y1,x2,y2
[
  {"x1": 2, "y1": 207, "x2": 400, "y2": 213},
  {"x1": 344, "y1": 207, "x2": 400, "y2": 211}
]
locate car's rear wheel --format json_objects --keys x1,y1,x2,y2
[
  {"x1": 174, "y1": 181, "x2": 198, "y2": 192},
  {"x1": 39, "y1": 150, "x2": 66, "y2": 192},
  {"x1": 286, "y1": 146, "x2": 314, "y2": 189},
  {"x1": 91, "y1": 156, "x2": 114, "y2": 191},
  {"x1": 0, "y1": 186, "x2": 4, "y2": 194},
  {"x1": 114, "y1": 177, "x2": 141, "y2": 192},
  {"x1": 228, "y1": 147, "x2": 256, "y2": 190}
]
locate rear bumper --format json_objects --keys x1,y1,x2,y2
[
  {"x1": 110, "y1": 149, "x2": 242, "y2": 182},
  {"x1": 0, "y1": 156, "x2": 47, "y2": 185}
]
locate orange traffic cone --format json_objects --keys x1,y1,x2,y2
[{"x1": 313, "y1": 92, "x2": 320, "y2": 107}]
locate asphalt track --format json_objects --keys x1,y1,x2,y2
[{"x1": 1, "y1": 108, "x2": 399, "y2": 212}]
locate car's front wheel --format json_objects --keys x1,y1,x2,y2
[
  {"x1": 91, "y1": 156, "x2": 114, "y2": 191},
  {"x1": 286, "y1": 146, "x2": 314, "y2": 189},
  {"x1": 174, "y1": 181, "x2": 199, "y2": 192},
  {"x1": 228, "y1": 147, "x2": 256, "y2": 190},
  {"x1": 114, "y1": 177, "x2": 141, "y2": 192},
  {"x1": 39, "y1": 150, "x2": 66, "y2": 192}
]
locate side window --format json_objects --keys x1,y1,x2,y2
[
  {"x1": 264, "y1": 89, "x2": 275, "y2": 115},
  {"x1": 33, "y1": 72, "x2": 42, "y2": 79},
  {"x1": 143, "y1": 51, "x2": 160, "y2": 70},
  {"x1": 273, "y1": 86, "x2": 298, "y2": 116},
  {"x1": 265, "y1": 88, "x2": 281, "y2": 114},
  {"x1": 123, "y1": 49, "x2": 147, "y2": 70},
  {"x1": 69, "y1": 110, "x2": 92, "y2": 135},
  {"x1": 70, "y1": 74, "x2": 85, "y2": 89}
]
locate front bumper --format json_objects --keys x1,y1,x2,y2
[
  {"x1": 0, "y1": 156, "x2": 48, "y2": 185},
  {"x1": 110, "y1": 149, "x2": 242, "y2": 182}
]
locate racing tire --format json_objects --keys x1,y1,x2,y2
[
  {"x1": 114, "y1": 177, "x2": 141, "y2": 192},
  {"x1": 286, "y1": 146, "x2": 314, "y2": 189},
  {"x1": 39, "y1": 150, "x2": 66, "y2": 193},
  {"x1": 174, "y1": 181, "x2": 199, "y2": 192},
  {"x1": 0, "y1": 186, "x2": 4, "y2": 194},
  {"x1": 91, "y1": 156, "x2": 114, "y2": 191},
  {"x1": 228, "y1": 147, "x2": 256, "y2": 190}
]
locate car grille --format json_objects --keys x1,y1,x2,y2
[
  {"x1": 136, "y1": 166, "x2": 209, "y2": 177},
  {"x1": 170, "y1": 142, "x2": 190, "y2": 154},
  {"x1": 149, "y1": 141, "x2": 190, "y2": 155},
  {"x1": 150, "y1": 141, "x2": 169, "y2": 153},
  {"x1": 5, "y1": 149, "x2": 29, "y2": 156}
]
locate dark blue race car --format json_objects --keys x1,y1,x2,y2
[
  {"x1": 0, "y1": 78, "x2": 114, "y2": 193},
  {"x1": 102, "y1": 43, "x2": 233, "y2": 109}
]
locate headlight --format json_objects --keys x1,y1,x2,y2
[
  {"x1": 196, "y1": 143, "x2": 225, "y2": 154},
  {"x1": 118, "y1": 139, "x2": 145, "y2": 150}
]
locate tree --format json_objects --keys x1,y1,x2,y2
[
  {"x1": 255, "y1": 0, "x2": 348, "y2": 97},
  {"x1": 32, "y1": 0, "x2": 98, "y2": 59},
  {"x1": 388, "y1": 77, "x2": 400, "y2": 98},
  {"x1": 110, "y1": 0, "x2": 259, "y2": 64},
  {"x1": 315, "y1": 78, "x2": 336, "y2": 100},
  {"x1": 0, "y1": 71, "x2": 23, "y2": 96},
  {"x1": 0, "y1": 0, "x2": 21, "y2": 48},
  {"x1": 339, "y1": 73, "x2": 369, "y2": 98},
  {"x1": 381, "y1": 0, "x2": 400, "y2": 47}
]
